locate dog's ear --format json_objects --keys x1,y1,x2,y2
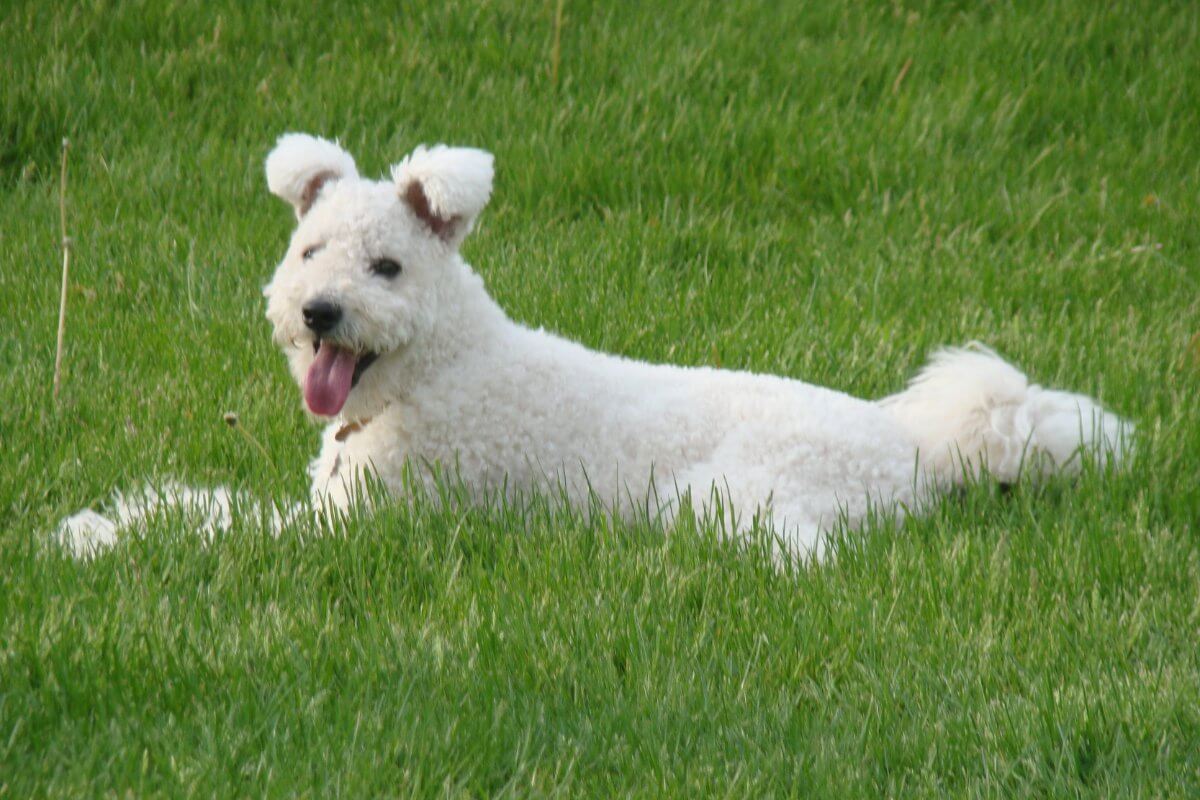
[
  {"x1": 392, "y1": 145, "x2": 494, "y2": 247},
  {"x1": 265, "y1": 133, "x2": 359, "y2": 219}
]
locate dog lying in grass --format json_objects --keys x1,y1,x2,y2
[{"x1": 59, "y1": 134, "x2": 1130, "y2": 560}]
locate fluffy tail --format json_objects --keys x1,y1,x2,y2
[{"x1": 879, "y1": 344, "x2": 1132, "y2": 486}]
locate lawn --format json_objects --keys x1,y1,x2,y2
[{"x1": 3, "y1": 0, "x2": 1199, "y2": 795}]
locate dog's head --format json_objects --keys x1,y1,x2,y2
[{"x1": 263, "y1": 133, "x2": 493, "y2": 419}]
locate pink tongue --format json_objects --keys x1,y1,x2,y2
[{"x1": 304, "y1": 343, "x2": 357, "y2": 417}]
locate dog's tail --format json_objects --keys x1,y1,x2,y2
[
  {"x1": 55, "y1": 482, "x2": 303, "y2": 558},
  {"x1": 878, "y1": 344, "x2": 1132, "y2": 486}
]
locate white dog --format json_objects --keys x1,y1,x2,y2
[{"x1": 59, "y1": 134, "x2": 1130, "y2": 559}]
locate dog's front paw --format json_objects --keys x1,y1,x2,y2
[{"x1": 55, "y1": 510, "x2": 118, "y2": 559}]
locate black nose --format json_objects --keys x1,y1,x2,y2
[{"x1": 302, "y1": 299, "x2": 342, "y2": 334}]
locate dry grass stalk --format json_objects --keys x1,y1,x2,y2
[{"x1": 53, "y1": 138, "x2": 72, "y2": 402}]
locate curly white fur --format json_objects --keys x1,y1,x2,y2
[
  {"x1": 57, "y1": 135, "x2": 1132, "y2": 561},
  {"x1": 265, "y1": 133, "x2": 359, "y2": 218},
  {"x1": 56, "y1": 482, "x2": 304, "y2": 559},
  {"x1": 391, "y1": 144, "x2": 494, "y2": 244},
  {"x1": 879, "y1": 344, "x2": 1130, "y2": 482}
]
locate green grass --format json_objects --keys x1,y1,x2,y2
[{"x1": 3, "y1": 0, "x2": 1199, "y2": 795}]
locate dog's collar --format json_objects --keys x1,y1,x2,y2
[{"x1": 335, "y1": 417, "x2": 372, "y2": 442}]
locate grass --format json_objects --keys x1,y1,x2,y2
[{"x1": 3, "y1": 0, "x2": 1199, "y2": 795}]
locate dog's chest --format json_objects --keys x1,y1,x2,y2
[{"x1": 310, "y1": 409, "x2": 415, "y2": 509}]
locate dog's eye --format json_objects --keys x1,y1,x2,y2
[
  {"x1": 301, "y1": 244, "x2": 323, "y2": 261},
  {"x1": 370, "y1": 258, "x2": 402, "y2": 279}
]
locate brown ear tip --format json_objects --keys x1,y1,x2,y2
[
  {"x1": 299, "y1": 170, "x2": 338, "y2": 216},
  {"x1": 403, "y1": 180, "x2": 459, "y2": 241}
]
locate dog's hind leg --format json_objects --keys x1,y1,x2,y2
[{"x1": 879, "y1": 343, "x2": 1133, "y2": 486}]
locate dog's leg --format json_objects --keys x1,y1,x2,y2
[
  {"x1": 54, "y1": 482, "x2": 304, "y2": 559},
  {"x1": 879, "y1": 343, "x2": 1132, "y2": 485}
]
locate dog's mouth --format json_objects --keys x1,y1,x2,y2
[{"x1": 303, "y1": 338, "x2": 379, "y2": 417}]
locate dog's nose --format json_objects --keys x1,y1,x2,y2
[{"x1": 302, "y1": 299, "x2": 343, "y2": 334}]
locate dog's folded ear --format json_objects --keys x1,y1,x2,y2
[
  {"x1": 392, "y1": 145, "x2": 494, "y2": 247},
  {"x1": 266, "y1": 133, "x2": 359, "y2": 219}
]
